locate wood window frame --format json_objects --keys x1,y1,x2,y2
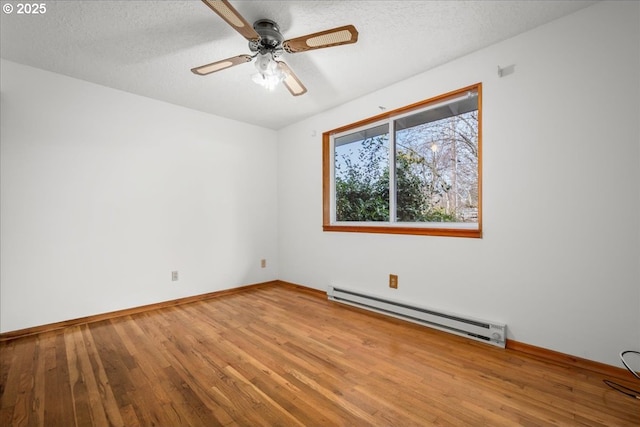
[{"x1": 322, "y1": 83, "x2": 482, "y2": 238}]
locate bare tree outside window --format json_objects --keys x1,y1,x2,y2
[{"x1": 395, "y1": 110, "x2": 478, "y2": 223}]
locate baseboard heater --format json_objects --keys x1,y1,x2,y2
[{"x1": 327, "y1": 286, "x2": 506, "y2": 348}]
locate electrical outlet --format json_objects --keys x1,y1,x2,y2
[
  {"x1": 389, "y1": 274, "x2": 398, "y2": 289},
  {"x1": 171, "y1": 271, "x2": 178, "y2": 281},
  {"x1": 260, "y1": 259, "x2": 267, "y2": 268}
]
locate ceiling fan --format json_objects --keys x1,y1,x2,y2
[{"x1": 191, "y1": 0, "x2": 359, "y2": 96}]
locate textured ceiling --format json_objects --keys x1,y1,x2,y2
[{"x1": 1, "y1": 0, "x2": 596, "y2": 129}]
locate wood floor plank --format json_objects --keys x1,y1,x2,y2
[
  {"x1": 0, "y1": 340, "x2": 21, "y2": 424},
  {"x1": 81, "y1": 325, "x2": 126, "y2": 427},
  {"x1": 30, "y1": 335, "x2": 46, "y2": 427},
  {"x1": 9, "y1": 338, "x2": 36, "y2": 427},
  {"x1": 65, "y1": 326, "x2": 109, "y2": 426},
  {"x1": 1, "y1": 283, "x2": 639, "y2": 426},
  {"x1": 87, "y1": 321, "x2": 138, "y2": 416},
  {"x1": 44, "y1": 332, "x2": 75, "y2": 426}
]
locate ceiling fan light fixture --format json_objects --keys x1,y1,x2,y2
[
  {"x1": 252, "y1": 72, "x2": 284, "y2": 91},
  {"x1": 252, "y1": 52, "x2": 286, "y2": 91}
]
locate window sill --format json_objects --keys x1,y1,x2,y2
[{"x1": 322, "y1": 224, "x2": 482, "y2": 238}]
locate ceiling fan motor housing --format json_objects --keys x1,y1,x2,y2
[{"x1": 250, "y1": 19, "x2": 284, "y2": 53}]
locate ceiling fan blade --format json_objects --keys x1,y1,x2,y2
[
  {"x1": 191, "y1": 54, "x2": 253, "y2": 76},
  {"x1": 283, "y1": 25, "x2": 358, "y2": 54},
  {"x1": 201, "y1": 0, "x2": 260, "y2": 41},
  {"x1": 277, "y1": 62, "x2": 307, "y2": 96}
]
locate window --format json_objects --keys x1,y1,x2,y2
[{"x1": 323, "y1": 83, "x2": 482, "y2": 238}]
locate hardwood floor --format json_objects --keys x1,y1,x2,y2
[{"x1": 1, "y1": 284, "x2": 638, "y2": 426}]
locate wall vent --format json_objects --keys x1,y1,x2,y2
[{"x1": 327, "y1": 286, "x2": 506, "y2": 347}]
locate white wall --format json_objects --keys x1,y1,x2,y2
[
  {"x1": 277, "y1": 1, "x2": 640, "y2": 367},
  {"x1": 1, "y1": 60, "x2": 279, "y2": 332}
]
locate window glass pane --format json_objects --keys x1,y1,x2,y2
[
  {"x1": 334, "y1": 127, "x2": 390, "y2": 222},
  {"x1": 394, "y1": 94, "x2": 478, "y2": 223}
]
